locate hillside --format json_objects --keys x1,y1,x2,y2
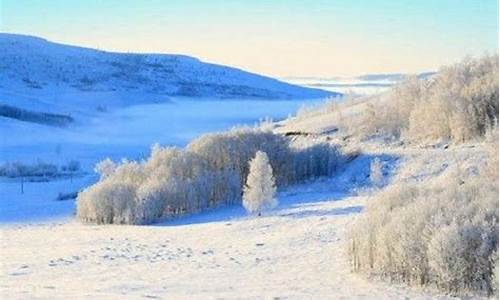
[{"x1": 0, "y1": 34, "x2": 334, "y2": 103}]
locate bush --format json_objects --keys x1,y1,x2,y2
[
  {"x1": 341, "y1": 55, "x2": 499, "y2": 144},
  {"x1": 348, "y1": 142, "x2": 499, "y2": 295},
  {"x1": 77, "y1": 127, "x2": 343, "y2": 224},
  {"x1": 0, "y1": 160, "x2": 82, "y2": 178},
  {"x1": 369, "y1": 157, "x2": 383, "y2": 187},
  {"x1": 0, "y1": 160, "x2": 58, "y2": 178},
  {"x1": 408, "y1": 55, "x2": 498, "y2": 143},
  {"x1": 492, "y1": 251, "x2": 499, "y2": 296}
]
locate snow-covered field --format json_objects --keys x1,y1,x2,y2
[
  {"x1": 1, "y1": 81, "x2": 484, "y2": 299},
  {"x1": 3, "y1": 92, "x2": 487, "y2": 299},
  {"x1": 2, "y1": 143, "x2": 475, "y2": 299}
]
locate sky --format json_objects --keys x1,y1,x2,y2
[{"x1": 1, "y1": 0, "x2": 498, "y2": 77}]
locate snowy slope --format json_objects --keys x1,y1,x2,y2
[{"x1": 0, "y1": 33, "x2": 335, "y2": 105}]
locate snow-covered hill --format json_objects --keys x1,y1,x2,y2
[{"x1": 0, "y1": 34, "x2": 334, "y2": 102}]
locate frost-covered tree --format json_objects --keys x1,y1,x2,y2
[
  {"x1": 242, "y1": 151, "x2": 277, "y2": 216},
  {"x1": 94, "y1": 158, "x2": 117, "y2": 179},
  {"x1": 348, "y1": 143, "x2": 499, "y2": 295},
  {"x1": 337, "y1": 54, "x2": 498, "y2": 144}
]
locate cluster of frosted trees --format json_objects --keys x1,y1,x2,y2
[
  {"x1": 77, "y1": 127, "x2": 342, "y2": 224},
  {"x1": 0, "y1": 104, "x2": 74, "y2": 127},
  {"x1": 347, "y1": 54, "x2": 498, "y2": 143},
  {"x1": 349, "y1": 135, "x2": 499, "y2": 295},
  {"x1": 0, "y1": 160, "x2": 80, "y2": 178},
  {"x1": 345, "y1": 55, "x2": 500, "y2": 296}
]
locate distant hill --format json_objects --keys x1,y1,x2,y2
[
  {"x1": 282, "y1": 71, "x2": 436, "y2": 96},
  {"x1": 0, "y1": 33, "x2": 335, "y2": 100},
  {"x1": 356, "y1": 72, "x2": 435, "y2": 82}
]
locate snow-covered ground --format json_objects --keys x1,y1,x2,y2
[
  {"x1": 0, "y1": 34, "x2": 477, "y2": 300},
  {"x1": 1, "y1": 80, "x2": 488, "y2": 298},
  {"x1": 2, "y1": 137, "x2": 486, "y2": 299}
]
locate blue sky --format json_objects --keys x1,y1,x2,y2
[{"x1": 1, "y1": 0, "x2": 498, "y2": 76}]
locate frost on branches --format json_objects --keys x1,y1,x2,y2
[
  {"x1": 77, "y1": 127, "x2": 342, "y2": 224},
  {"x1": 243, "y1": 151, "x2": 277, "y2": 215}
]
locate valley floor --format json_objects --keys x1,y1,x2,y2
[{"x1": 2, "y1": 142, "x2": 485, "y2": 300}]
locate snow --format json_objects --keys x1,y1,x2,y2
[
  {"x1": 1, "y1": 81, "x2": 479, "y2": 299},
  {"x1": 0, "y1": 34, "x2": 475, "y2": 299},
  {"x1": 1, "y1": 139, "x2": 484, "y2": 298},
  {"x1": 0, "y1": 175, "x2": 96, "y2": 224},
  {"x1": 0, "y1": 33, "x2": 335, "y2": 102}
]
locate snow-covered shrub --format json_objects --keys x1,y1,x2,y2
[
  {"x1": 369, "y1": 157, "x2": 383, "y2": 187},
  {"x1": 290, "y1": 142, "x2": 341, "y2": 182},
  {"x1": 0, "y1": 160, "x2": 59, "y2": 178},
  {"x1": 341, "y1": 55, "x2": 498, "y2": 144},
  {"x1": 77, "y1": 180, "x2": 137, "y2": 224},
  {"x1": 186, "y1": 126, "x2": 341, "y2": 187},
  {"x1": 492, "y1": 251, "x2": 499, "y2": 296},
  {"x1": 349, "y1": 144, "x2": 499, "y2": 295},
  {"x1": 77, "y1": 160, "x2": 145, "y2": 224},
  {"x1": 242, "y1": 151, "x2": 277, "y2": 215},
  {"x1": 358, "y1": 76, "x2": 425, "y2": 140},
  {"x1": 187, "y1": 127, "x2": 294, "y2": 186},
  {"x1": 408, "y1": 55, "x2": 498, "y2": 143},
  {"x1": 77, "y1": 128, "x2": 343, "y2": 224},
  {"x1": 94, "y1": 158, "x2": 117, "y2": 180}
]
